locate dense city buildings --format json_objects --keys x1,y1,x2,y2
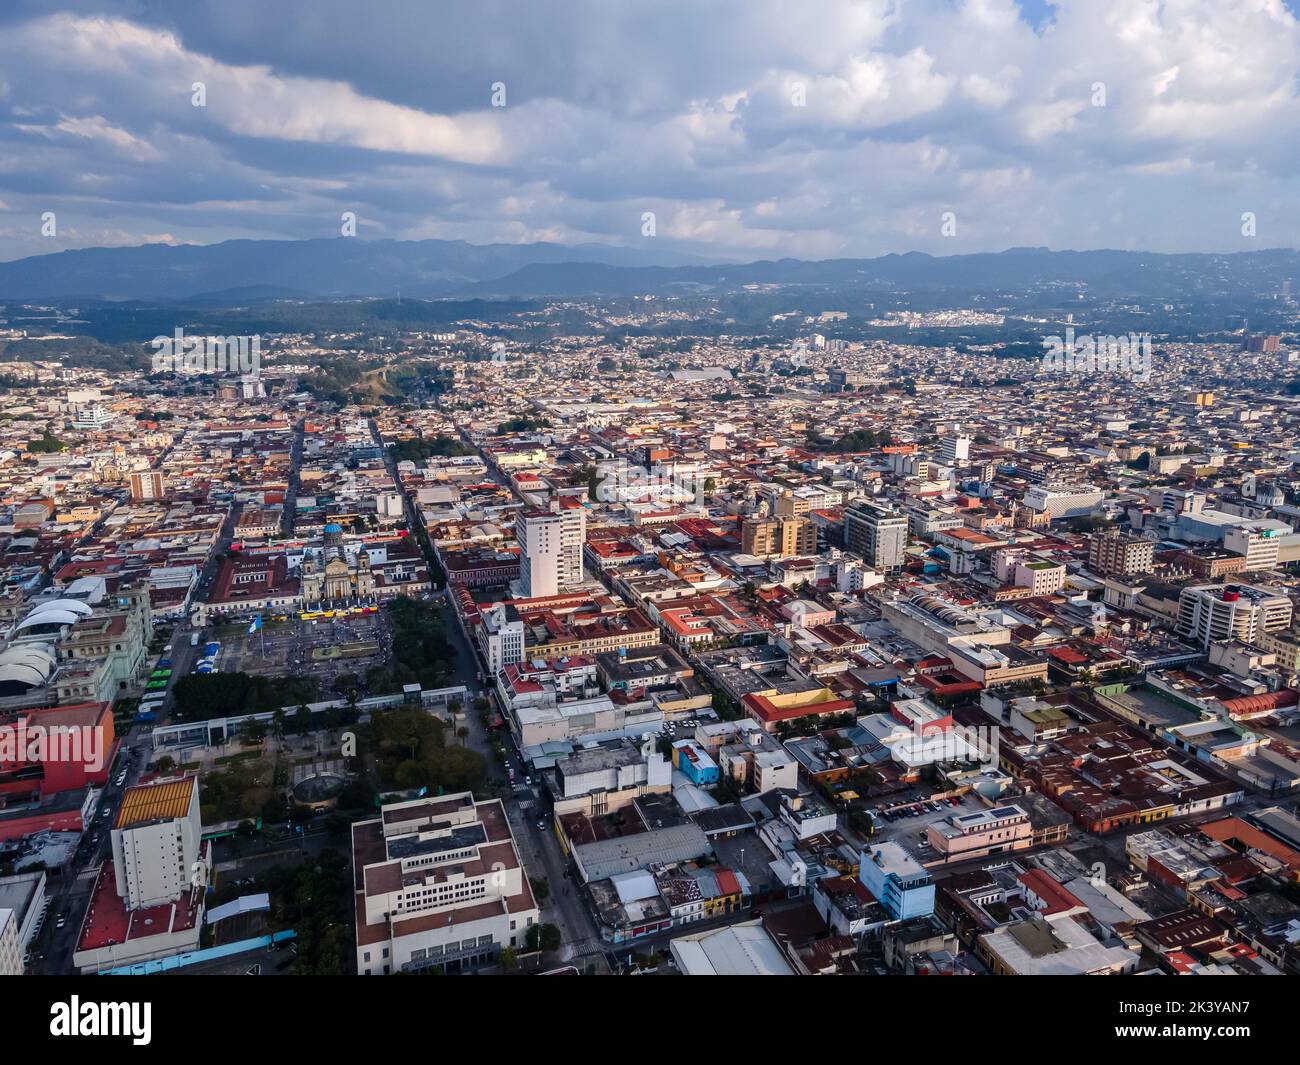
[{"x1": 1, "y1": 8, "x2": 1300, "y2": 1011}]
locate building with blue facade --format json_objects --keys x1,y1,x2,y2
[
  {"x1": 859, "y1": 841, "x2": 935, "y2": 920},
  {"x1": 671, "y1": 740, "x2": 720, "y2": 787}
]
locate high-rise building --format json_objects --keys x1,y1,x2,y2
[
  {"x1": 844, "y1": 501, "x2": 908, "y2": 573},
  {"x1": 741, "y1": 514, "x2": 816, "y2": 559},
  {"x1": 1087, "y1": 530, "x2": 1154, "y2": 578},
  {"x1": 516, "y1": 501, "x2": 586, "y2": 597},
  {"x1": 1176, "y1": 584, "x2": 1293, "y2": 648},
  {"x1": 1244, "y1": 334, "x2": 1281, "y2": 353},
  {"x1": 939, "y1": 434, "x2": 970, "y2": 466},
  {"x1": 516, "y1": 508, "x2": 562, "y2": 597},
  {"x1": 112, "y1": 776, "x2": 206, "y2": 910},
  {"x1": 73, "y1": 776, "x2": 209, "y2": 972},
  {"x1": 556, "y1": 498, "x2": 587, "y2": 587},
  {"x1": 129, "y1": 470, "x2": 166, "y2": 501}
]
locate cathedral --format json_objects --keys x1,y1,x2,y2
[{"x1": 300, "y1": 523, "x2": 377, "y2": 605}]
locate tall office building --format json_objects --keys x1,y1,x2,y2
[
  {"x1": 741, "y1": 515, "x2": 817, "y2": 559},
  {"x1": 939, "y1": 434, "x2": 970, "y2": 466},
  {"x1": 516, "y1": 501, "x2": 586, "y2": 597},
  {"x1": 844, "y1": 501, "x2": 908, "y2": 574},
  {"x1": 516, "y1": 508, "x2": 562, "y2": 597},
  {"x1": 1087, "y1": 530, "x2": 1154, "y2": 578},
  {"x1": 129, "y1": 470, "x2": 166, "y2": 501},
  {"x1": 1176, "y1": 584, "x2": 1293, "y2": 649},
  {"x1": 1224, "y1": 526, "x2": 1282, "y2": 572}
]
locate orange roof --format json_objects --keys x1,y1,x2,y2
[{"x1": 115, "y1": 776, "x2": 195, "y2": 829}]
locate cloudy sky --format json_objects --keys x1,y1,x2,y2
[{"x1": 1, "y1": 0, "x2": 1299, "y2": 263}]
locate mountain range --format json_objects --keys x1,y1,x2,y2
[{"x1": 0, "y1": 238, "x2": 1297, "y2": 303}]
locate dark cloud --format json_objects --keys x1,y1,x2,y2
[{"x1": 1, "y1": 0, "x2": 1297, "y2": 262}]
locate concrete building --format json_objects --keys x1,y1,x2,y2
[
  {"x1": 128, "y1": 470, "x2": 166, "y2": 501},
  {"x1": 979, "y1": 912, "x2": 1138, "y2": 975},
  {"x1": 927, "y1": 804, "x2": 1033, "y2": 863},
  {"x1": 1087, "y1": 530, "x2": 1154, "y2": 578},
  {"x1": 552, "y1": 738, "x2": 671, "y2": 815},
  {"x1": 112, "y1": 775, "x2": 205, "y2": 910},
  {"x1": 479, "y1": 603, "x2": 525, "y2": 673},
  {"x1": 0, "y1": 906, "x2": 21, "y2": 975},
  {"x1": 859, "y1": 841, "x2": 935, "y2": 920},
  {"x1": 1023, "y1": 483, "x2": 1105, "y2": 520},
  {"x1": 73, "y1": 776, "x2": 209, "y2": 972},
  {"x1": 938, "y1": 434, "x2": 970, "y2": 466},
  {"x1": 516, "y1": 508, "x2": 563, "y2": 598},
  {"x1": 1176, "y1": 583, "x2": 1293, "y2": 649},
  {"x1": 741, "y1": 515, "x2": 817, "y2": 559},
  {"x1": 352, "y1": 792, "x2": 539, "y2": 974},
  {"x1": 844, "y1": 501, "x2": 908, "y2": 574},
  {"x1": 1224, "y1": 525, "x2": 1283, "y2": 571}
]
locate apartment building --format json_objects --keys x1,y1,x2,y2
[
  {"x1": 740, "y1": 515, "x2": 816, "y2": 559},
  {"x1": 1087, "y1": 530, "x2": 1155, "y2": 578},
  {"x1": 1176, "y1": 583, "x2": 1293, "y2": 649},
  {"x1": 844, "y1": 501, "x2": 908, "y2": 573}
]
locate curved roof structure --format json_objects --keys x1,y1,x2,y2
[
  {"x1": 15, "y1": 609, "x2": 84, "y2": 632},
  {"x1": 0, "y1": 644, "x2": 56, "y2": 690},
  {"x1": 27, "y1": 597, "x2": 94, "y2": 619}
]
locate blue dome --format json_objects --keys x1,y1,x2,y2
[{"x1": 324, "y1": 523, "x2": 344, "y2": 534}]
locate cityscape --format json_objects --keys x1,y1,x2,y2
[{"x1": 0, "y1": 0, "x2": 1296, "y2": 1032}]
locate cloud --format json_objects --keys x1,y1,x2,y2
[{"x1": 0, "y1": 0, "x2": 1297, "y2": 262}]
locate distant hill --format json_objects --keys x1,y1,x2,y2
[
  {"x1": 453, "y1": 247, "x2": 1300, "y2": 299},
  {"x1": 0, "y1": 237, "x2": 708, "y2": 301},
  {"x1": 0, "y1": 237, "x2": 1296, "y2": 302}
]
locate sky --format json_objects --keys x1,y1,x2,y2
[{"x1": 2, "y1": 0, "x2": 1300, "y2": 263}]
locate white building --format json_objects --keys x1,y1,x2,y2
[
  {"x1": 0, "y1": 908, "x2": 21, "y2": 975},
  {"x1": 73, "y1": 776, "x2": 209, "y2": 972},
  {"x1": 1023, "y1": 483, "x2": 1105, "y2": 520},
  {"x1": 353, "y1": 792, "x2": 539, "y2": 974},
  {"x1": 1176, "y1": 583, "x2": 1293, "y2": 649},
  {"x1": 479, "y1": 603, "x2": 525, "y2": 673},
  {"x1": 939, "y1": 434, "x2": 970, "y2": 466},
  {"x1": 516, "y1": 508, "x2": 562, "y2": 597},
  {"x1": 112, "y1": 777, "x2": 206, "y2": 910},
  {"x1": 1224, "y1": 526, "x2": 1282, "y2": 571}
]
